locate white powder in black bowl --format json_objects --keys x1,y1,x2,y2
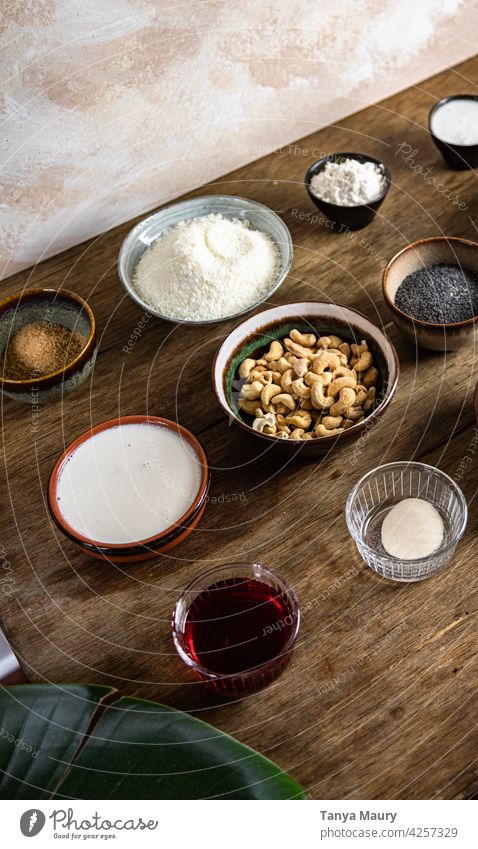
[{"x1": 395, "y1": 263, "x2": 478, "y2": 324}]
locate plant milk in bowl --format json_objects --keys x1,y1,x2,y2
[{"x1": 49, "y1": 417, "x2": 209, "y2": 561}]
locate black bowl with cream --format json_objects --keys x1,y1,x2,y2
[{"x1": 429, "y1": 95, "x2": 478, "y2": 169}]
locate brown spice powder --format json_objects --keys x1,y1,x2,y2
[{"x1": 2, "y1": 321, "x2": 87, "y2": 380}]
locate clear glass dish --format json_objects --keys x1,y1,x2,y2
[
  {"x1": 345, "y1": 461, "x2": 468, "y2": 582},
  {"x1": 172, "y1": 562, "x2": 300, "y2": 697},
  {"x1": 118, "y1": 195, "x2": 293, "y2": 325}
]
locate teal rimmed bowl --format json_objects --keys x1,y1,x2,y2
[
  {"x1": 212, "y1": 302, "x2": 400, "y2": 457},
  {"x1": 118, "y1": 195, "x2": 293, "y2": 325}
]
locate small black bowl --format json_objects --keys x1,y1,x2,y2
[
  {"x1": 429, "y1": 95, "x2": 478, "y2": 170},
  {"x1": 305, "y1": 152, "x2": 391, "y2": 232}
]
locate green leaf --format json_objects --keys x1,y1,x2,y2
[
  {"x1": 58, "y1": 696, "x2": 307, "y2": 800},
  {"x1": 0, "y1": 686, "x2": 307, "y2": 800},
  {"x1": 0, "y1": 684, "x2": 113, "y2": 799}
]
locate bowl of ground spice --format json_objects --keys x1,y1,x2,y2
[
  {"x1": 383, "y1": 237, "x2": 478, "y2": 351},
  {"x1": 0, "y1": 288, "x2": 97, "y2": 403}
]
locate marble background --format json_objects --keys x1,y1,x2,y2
[{"x1": 1, "y1": 0, "x2": 477, "y2": 278}]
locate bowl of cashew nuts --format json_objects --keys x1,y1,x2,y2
[{"x1": 213, "y1": 302, "x2": 400, "y2": 456}]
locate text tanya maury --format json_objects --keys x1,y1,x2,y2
[{"x1": 320, "y1": 810, "x2": 397, "y2": 824}]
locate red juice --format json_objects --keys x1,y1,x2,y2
[{"x1": 182, "y1": 576, "x2": 296, "y2": 695}]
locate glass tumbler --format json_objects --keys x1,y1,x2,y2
[{"x1": 172, "y1": 562, "x2": 301, "y2": 697}]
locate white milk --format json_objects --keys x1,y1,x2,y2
[
  {"x1": 56, "y1": 423, "x2": 202, "y2": 544},
  {"x1": 431, "y1": 99, "x2": 478, "y2": 146}
]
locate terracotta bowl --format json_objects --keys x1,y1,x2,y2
[
  {"x1": 48, "y1": 415, "x2": 210, "y2": 563},
  {"x1": 0, "y1": 287, "x2": 97, "y2": 403},
  {"x1": 213, "y1": 302, "x2": 399, "y2": 458},
  {"x1": 383, "y1": 237, "x2": 478, "y2": 351}
]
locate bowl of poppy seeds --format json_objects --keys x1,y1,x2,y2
[
  {"x1": 383, "y1": 236, "x2": 478, "y2": 351},
  {"x1": 0, "y1": 288, "x2": 97, "y2": 403}
]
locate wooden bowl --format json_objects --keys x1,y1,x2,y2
[
  {"x1": 0, "y1": 287, "x2": 97, "y2": 404},
  {"x1": 383, "y1": 237, "x2": 478, "y2": 351},
  {"x1": 48, "y1": 415, "x2": 210, "y2": 563},
  {"x1": 212, "y1": 302, "x2": 399, "y2": 458}
]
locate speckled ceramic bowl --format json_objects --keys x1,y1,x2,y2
[
  {"x1": 213, "y1": 302, "x2": 399, "y2": 458},
  {"x1": 48, "y1": 415, "x2": 210, "y2": 563},
  {"x1": 0, "y1": 288, "x2": 97, "y2": 404},
  {"x1": 118, "y1": 195, "x2": 293, "y2": 325},
  {"x1": 383, "y1": 236, "x2": 478, "y2": 351}
]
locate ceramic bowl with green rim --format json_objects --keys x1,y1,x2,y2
[{"x1": 212, "y1": 302, "x2": 400, "y2": 458}]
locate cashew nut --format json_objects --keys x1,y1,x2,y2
[
  {"x1": 286, "y1": 411, "x2": 312, "y2": 430},
  {"x1": 289, "y1": 356, "x2": 309, "y2": 378},
  {"x1": 339, "y1": 342, "x2": 351, "y2": 359},
  {"x1": 355, "y1": 385, "x2": 368, "y2": 405},
  {"x1": 330, "y1": 387, "x2": 356, "y2": 416},
  {"x1": 252, "y1": 412, "x2": 277, "y2": 433},
  {"x1": 316, "y1": 423, "x2": 344, "y2": 437},
  {"x1": 240, "y1": 380, "x2": 263, "y2": 401},
  {"x1": 328, "y1": 367, "x2": 357, "y2": 396},
  {"x1": 301, "y1": 432, "x2": 314, "y2": 440},
  {"x1": 280, "y1": 368, "x2": 295, "y2": 393},
  {"x1": 353, "y1": 350, "x2": 373, "y2": 374},
  {"x1": 239, "y1": 399, "x2": 263, "y2": 415},
  {"x1": 345, "y1": 406, "x2": 364, "y2": 421},
  {"x1": 305, "y1": 370, "x2": 332, "y2": 387},
  {"x1": 290, "y1": 328, "x2": 316, "y2": 347},
  {"x1": 276, "y1": 357, "x2": 291, "y2": 374},
  {"x1": 311, "y1": 380, "x2": 334, "y2": 410},
  {"x1": 363, "y1": 387, "x2": 376, "y2": 413},
  {"x1": 276, "y1": 430, "x2": 289, "y2": 439},
  {"x1": 271, "y1": 393, "x2": 296, "y2": 411},
  {"x1": 248, "y1": 367, "x2": 267, "y2": 383},
  {"x1": 363, "y1": 366, "x2": 378, "y2": 388},
  {"x1": 264, "y1": 340, "x2": 284, "y2": 361},
  {"x1": 289, "y1": 428, "x2": 305, "y2": 440},
  {"x1": 291, "y1": 377, "x2": 311, "y2": 399},
  {"x1": 239, "y1": 358, "x2": 256, "y2": 379},
  {"x1": 311, "y1": 350, "x2": 341, "y2": 374},
  {"x1": 284, "y1": 338, "x2": 315, "y2": 359},
  {"x1": 261, "y1": 383, "x2": 282, "y2": 406},
  {"x1": 320, "y1": 415, "x2": 343, "y2": 429}
]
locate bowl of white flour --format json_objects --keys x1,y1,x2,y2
[
  {"x1": 305, "y1": 152, "x2": 391, "y2": 231},
  {"x1": 118, "y1": 196, "x2": 293, "y2": 325}
]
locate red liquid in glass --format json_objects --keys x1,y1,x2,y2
[{"x1": 183, "y1": 577, "x2": 295, "y2": 694}]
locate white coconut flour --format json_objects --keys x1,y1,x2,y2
[
  {"x1": 310, "y1": 158, "x2": 386, "y2": 206},
  {"x1": 133, "y1": 213, "x2": 281, "y2": 321}
]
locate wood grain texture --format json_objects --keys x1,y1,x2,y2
[{"x1": 1, "y1": 57, "x2": 478, "y2": 800}]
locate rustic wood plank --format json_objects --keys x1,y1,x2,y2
[{"x1": 1, "y1": 56, "x2": 478, "y2": 800}]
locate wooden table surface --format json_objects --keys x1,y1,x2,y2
[{"x1": 2, "y1": 57, "x2": 478, "y2": 801}]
